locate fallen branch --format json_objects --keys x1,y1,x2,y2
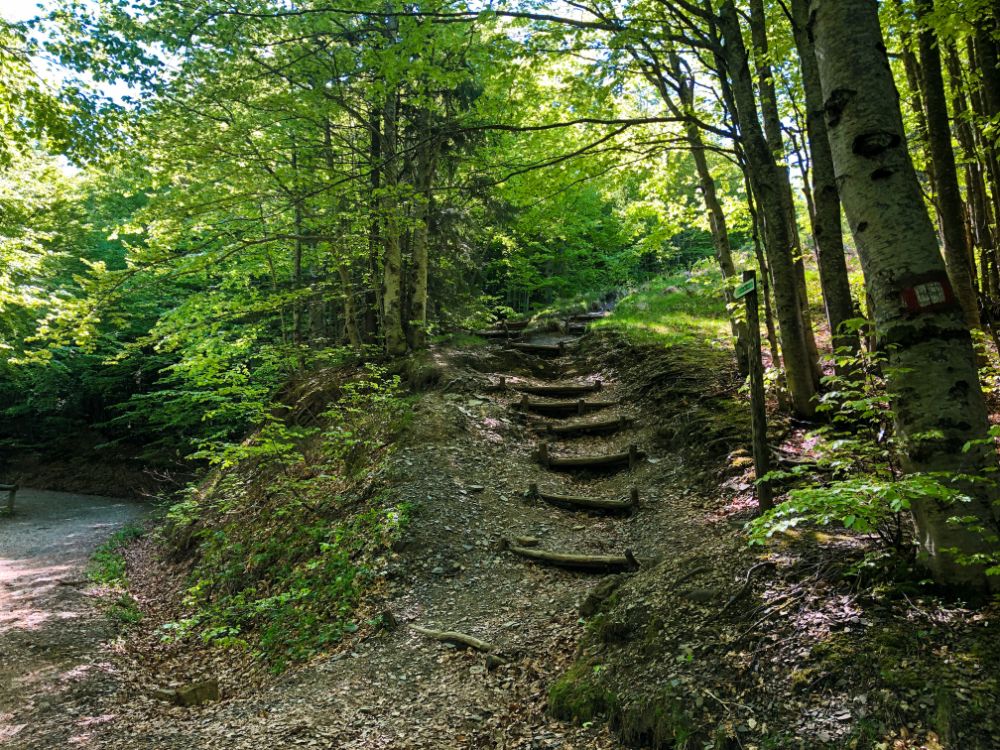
[
  {"x1": 529, "y1": 483, "x2": 638, "y2": 513},
  {"x1": 410, "y1": 625, "x2": 496, "y2": 653},
  {"x1": 502, "y1": 538, "x2": 640, "y2": 573}
]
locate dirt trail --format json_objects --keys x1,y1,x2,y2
[
  {"x1": 0, "y1": 488, "x2": 149, "y2": 747},
  {"x1": 18, "y1": 323, "x2": 722, "y2": 749}
]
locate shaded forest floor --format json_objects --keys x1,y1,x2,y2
[{"x1": 4, "y1": 289, "x2": 1000, "y2": 749}]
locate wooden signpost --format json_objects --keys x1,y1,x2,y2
[{"x1": 739, "y1": 270, "x2": 773, "y2": 512}]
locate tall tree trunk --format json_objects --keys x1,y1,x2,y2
[
  {"x1": 407, "y1": 119, "x2": 438, "y2": 350},
  {"x1": 747, "y1": 0, "x2": 822, "y2": 381},
  {"x1": 790, "y1": 0, "x2": 859, "y2": 365},
  {"x1": 946, "y1": 45, "x2": 996, "y2": 300},
  {"x1": 365, "y1": 110, "x2": 383, "y2": 343},
  {"x1": 658, "y1": 51, "x2": 749, "y2": 374},
  {"x1": 379, "y1": 18, "x2": 406, "y2": 356},
  {"x1": 915, "y1": 0, "x2": 981, "y2": 329},
  {"x1": 718, "y1": 0, "x2": 817, "y2": 417},
  {"x1": 892, "y1": 0, "x2": 936, "y2": 193},
  {"x1": 969, "y1": 34, "x2": 1000, "y2": 257},
  {"x1": 810, "y1": 0, "x2": 1000, "y2": 590},
  {"x1": 339, "y1": 261, "x2": 362, "y2": 347}
]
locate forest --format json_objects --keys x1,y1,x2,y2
[{"x1": 0, "y1": 0, "x2": 998, "y2": 748}]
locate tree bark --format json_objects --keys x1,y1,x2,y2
[
  {"x1": 718, "y1": 0, "x2": 817, "y2": 417},
  {"x1": 748, "y1": 0, "x2": 823, "y2": 381},
  {"x1": 380, "y1": 19, "x2": 407, "y2": 356},
  {"x1": 810, "y1": 0, "x2": 1000, "y2": 590},
  {"x1": 946, "y1": 44, "x2": 996, "y2": 300},
  {"x1": 665, "y1": 53, "x2": 749, "y2": 375},
  {"x1": 407, "y1": 115, "x2": 438, "y2": 350},
  {"x1": 915, "y1": 0, "x2": 980, "y2": 329},
  {"x1": 790, "y1": 0, "x2": 859, "y2": 363}
]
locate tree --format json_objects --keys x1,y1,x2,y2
[{"x1": 810, "y1": 0, "x2": 1000, "y2": 590}]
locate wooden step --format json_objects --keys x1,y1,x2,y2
[
  {"x1": 543, "y1": 416, "x2": 629, "y2": 437},
  {"x1": 502, "y1": 320, "x2": 531, "y2": 331},
  {"x1": 502, "y1": 539, "x2": 640, "y2": 573},
  {"x1": 472, "y1": 329, "x2": 523, "y2": 339},
  {"x1": 529, "y1": 483, "x2": 639, "y2": 513},
  {"x1": 517, "y1": 396, "x2": 616, "y2": 417},
  {"x1": 538, "y1": 443, "x2": 644, "y2": 472},
  {"x1": 509, "y1": 342, "x2": 567, "y2": 356},
  {"x1": 569, "y1": 311, "x2": 608, "y2": 322},
  {"x1": 515, "y1": 380, "x2": 602, "y2": 398}
]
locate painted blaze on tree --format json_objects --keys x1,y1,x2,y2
[{"x1": 810, "y1": 0, "x2": 1000, "y2": 590}]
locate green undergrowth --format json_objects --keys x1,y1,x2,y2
[
  {"x1": 89, "y1": 523, "x2": 145, "y2": 625},
  {"x1": 159, "y1": 362, "x2": 413, "y2": 670},
  {"x1": 592, "y1": 265, "x2": 731, "y2": 350}
]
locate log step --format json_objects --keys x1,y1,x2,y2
[
  {"x1": 515, "y1": 380, "x2": 602, "y2": 398},
  {"x1": 529, "y1": 483, "x2": 639, "y2": 513},
  {"x1": 543, "y1": 416, "x2": 629, "y2": 437},
  {"x1": 509, "y1": 342, "x2": 567, "y2": 356},
  {"x1": 538, "y1": 443, "x2": 645, "y2": 472},
  {"x1": 518, "y1": 396, "x2": 617, "y2": 417},
  {"x1": 502, "y1": 320, "x2": 531, "y2": 331},
  {"x1": 503, "y1": 539, "x2": 639, "y2": 573},
  {"x1": 473, "y1": 329, "x2": 523, "y2": 339}
]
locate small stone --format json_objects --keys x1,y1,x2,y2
[
  {"x1": 150, "y1": 678, "x2": 220, "y2": 707},
  {"x1": 468, "y1": 485, "x2": 486, "y2": 493},
  {"x1": 431, "y1": 566, "x2": 445, "y2": 575},
  {"x1": 486, "y1": 654, "x2": 508, "y2": 671}
]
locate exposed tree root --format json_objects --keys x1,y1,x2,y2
[
  {"x1": 410, "y1": 625, "x2": 496, "y2": 653},
  {"x1": 719, "y1": 560, "x2": 777, "y2": 615}
]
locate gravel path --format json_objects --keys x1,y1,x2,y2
[{"x1": 0, "y1": 488, "x2": 149, "y2": 748}]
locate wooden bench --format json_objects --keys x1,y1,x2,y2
[{"x1": 0, "y1": 483, "x2": 18, "y2": 515}]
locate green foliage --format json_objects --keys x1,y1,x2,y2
[
  {"x1": 748, "y1": 474, "x2": 965, "y2": 544},
  {"x1": 89, "y1": 523, "x2": 145, "y2": 626},
  {"x1": 593, "y1": 264, "x2": 732, "y2": 349},
  {"x1": 160, "y1": 364, "x2": 411, "y2": 667},
  {"x1": 548, "y1": 660, "x2": 620, "y2": 723},
  {"x1": 749, "y1": 340, "x2": 969, "y2": 551},
  {"x1": 89, "y1": 523, "x2": 144, "y2": 585}
]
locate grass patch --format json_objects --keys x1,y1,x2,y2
[
  {"x1": 89, "y1": 523, "x2": 145, "y2": 586},
  {"x1": 592, "y1": 268, "x2": 731, "y2": 349},
  {"x1": 549, "y1": 660, "x2": 619, "y2": 723},
  {"x1": 89, "y1": 523, "x2": 145, "y2": 626}
]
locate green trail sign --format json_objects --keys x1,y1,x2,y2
[{"x1": 734, "y1": 277, "x2": 756, "y2": 299}]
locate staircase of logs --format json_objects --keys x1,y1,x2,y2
[
  {"x1": 489, "y1": 310, "x2": 644, "y2": 574},
  {"x1": 410, "y1": 309, "x2": 636, "y2": 654}
]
